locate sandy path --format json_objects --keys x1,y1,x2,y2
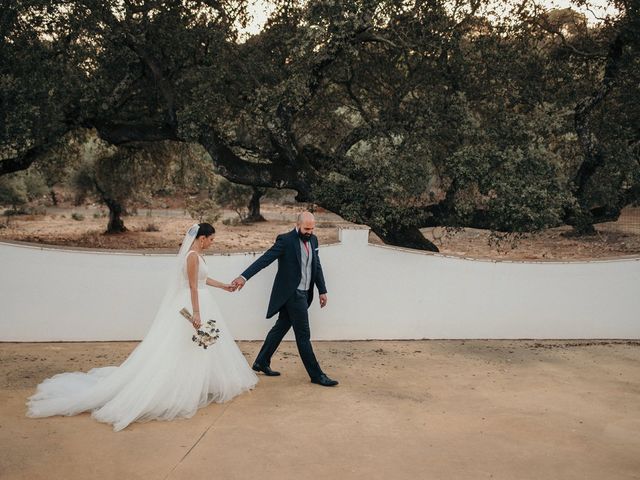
[{"x1": 1, "y1": 340, "x2": 639, "y2": 479}]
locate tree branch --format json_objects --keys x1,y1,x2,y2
[
  {"x1": 535, "y1": 18, "x2": 605, "y2": 58},
  {"x1": 198, "y1": 127, "x2": 316, "y2": 198},
  {"x1": 354, "y1": 27, "x2": 398, "y2": 48},
  {"x1": 0, "y1": 144, "x2": 49, "y2": 176},
  {"x1": 89, "y1": 121, "x2": 180, "y2": 145},
  {"x1": 573, "y1": 29, "x2": 625, "y2": 198},
  {"x1": 123, "y1": 32, "x2": 178, "y2": 128}
]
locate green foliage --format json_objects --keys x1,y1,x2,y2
[
  {"x1": 186, "y1": 197, "x2": 222, "y2": 224},
  {"x1": 315, "y1": 133, "x2": 433, "y2": 235},
  {"x1": 0, "y1": 175, "x2": 28, "y2": 209},
  {"x1": 162, "y1": 143, "x2": 218, "y2": 196},
  {"x1": 67, "y1": 130, "x2": 218, "y2": 231},
  {"x1": 69, "y1": 132, "x2": 176, "y2": 231},
  {"x1": 34, "y1": 130, "x2": 88, "y2": 191},
  {"x1": 2, "y1": 0, "x2": 638, "y2": 249},
  {"x1": 261, "y1": 0, "x2": 637, "y2": 240},
  {"x1": 214, "y1": 179, "x2": 253, "y2": 221},
  {"x1": 0, "y1": 170, "x2": 48, "y2": 210},
  {"x1": 23, "y1": 171, "x2": 48, "y2": 199}
]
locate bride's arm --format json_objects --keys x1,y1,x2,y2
[
  {"x1": 206, "y1": 277, "x2": 236, "y2": 291},
  {"x1": 186, "y1": 254, "x2": 201, "y2": 328}
]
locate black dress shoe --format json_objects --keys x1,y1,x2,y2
[
  {"x1": 311, "y1": 374, "x2": 339, "y2": 387},
  {"x1": 252, "y1": 362, "x2": 281, "y2": 376}
]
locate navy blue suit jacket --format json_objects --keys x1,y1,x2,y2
[{"x1": 241, "y1": 229, "x2": 328, "y2": 319}]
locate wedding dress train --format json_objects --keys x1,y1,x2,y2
[{"x1": 27, "y1": 249, "x2": 258, "y2": 431}]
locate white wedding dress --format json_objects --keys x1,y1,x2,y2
[{"x1": 26, "y1": 240, "x2": 258, "y2": 431}]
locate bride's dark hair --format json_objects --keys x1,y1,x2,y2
[{"x1": 196, "y1": 223, "x2": 215, "y2": 238}]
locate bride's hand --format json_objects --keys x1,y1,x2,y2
[
  {"x1": 192, "y1": 312, "x2": 202, "y2": 330},
  {"x1": 222, "y1": 284, "x2": 237, "y2": 292}
]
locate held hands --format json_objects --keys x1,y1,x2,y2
[
  {"x1": 217, "y1": 278, "x2": 242, "y2": 293},
  {"x1": 231, "y1": 276, "x2": 246, "y2": 291}
]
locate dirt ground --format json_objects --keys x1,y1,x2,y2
[
  {"x1": 1, "y1": 340, "x2": 639, "y2": 480},
  {"x1": 1, "y1": 202, "x2": 639, "y2": 260}
]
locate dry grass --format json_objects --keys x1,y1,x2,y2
[{"x1": 1, "y1": 204, "x2": 639, "y2": 260}]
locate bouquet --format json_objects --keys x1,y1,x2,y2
[{"x1": 179, "y1": 307, "x2": 221, "y2": 349}]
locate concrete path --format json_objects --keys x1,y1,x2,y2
[{"x1": 1, "y1": 340, "x2": 639, "y2": 479}]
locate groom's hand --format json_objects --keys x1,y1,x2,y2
[
  {"x1": 232, "y1": 276, "x2": 246, "y2": 291},
  {"x1": 319, "y1": 294, "x2": 328, "y2": 308}
]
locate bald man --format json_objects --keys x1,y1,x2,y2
[{"x1": 232, "y1": 212, "x2": 338, "y2": 387}]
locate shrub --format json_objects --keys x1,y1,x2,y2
[
  {"x1": 186, "y1": 197, "x2": 221, "y2": 224},
  {"x1": 222, "y1": 217, "x2": 241, "y2": 226},
  {"x1": 143, "y1": 223, "x2": 160, "y2": 232}
]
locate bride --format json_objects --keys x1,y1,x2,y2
[{"x1": 26, "y1": 223, "x2": 258, "y2": 431}]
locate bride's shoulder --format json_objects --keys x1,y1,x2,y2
[
  {"x1": 185, "y1": 250, "x2": 200, "y2": 264},
  {"x1": 186, "y1": 250, "x2": 206, "y2": 265}
]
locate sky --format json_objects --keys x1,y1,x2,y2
[{"x1": 239, "y1": 0, "x2": 619, "y2": 37}]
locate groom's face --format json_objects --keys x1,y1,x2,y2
[{"x1": 297, "y1": 219, "x2": 315, "y2": 241}]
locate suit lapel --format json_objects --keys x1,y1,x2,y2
[
  {"x1": 310, "y1": 236, "x2": 317, "y2": 274},
  {"x1": 292, "y1": 229, "x2": 302, "y2": 267}
]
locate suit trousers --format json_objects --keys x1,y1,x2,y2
[{"x1": 255, "y1": 289, "x2": 323, "y2": 379}]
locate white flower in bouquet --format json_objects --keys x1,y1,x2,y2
[{"x1": 179, "y1": 308, "x2": 221, "y2": 349}]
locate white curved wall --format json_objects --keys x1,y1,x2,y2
[{"x1": 1, "y1": 228, "x2": 639, "y2": 341}]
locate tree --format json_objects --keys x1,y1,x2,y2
[
  {"x1": 70, "y1": 132, "x2": 171, "y2": 233},
  {"x1": 199, "y1": 0, "x2": 571, "y2": 248},
  {"x1": 68, "y1": 129, "x2": 218, "y2": 233},
  {"x1": 0, "y1": 174, "x2": 28, "y2": 211},
  {"x1": 0, "y1": 0, "x2": 97, "y2": 175},
  {"x1": 187, "y1": 0, "x2": 638, "y2": 248},
  {"x1": 214, "y1": 178, "x2": 267, "y2": 222},
  {"x1": 186, "y1": 197, "x2": 222, "y2": 225},
  {"x1": 31, "y1": 130, "x2": 90, "y2": 205},
  {"x1": 1, "y1": 0, "x2": 638, "y2": 250},
  {"x1": 0, "y1": 170, "x2": 48, "y2": 211},
  {"x1": 534, "y1": 0, "x2": 640, "y2": 232},
  {"x1": 247, "y1": 186, "x2": 267, "y2": 222}
]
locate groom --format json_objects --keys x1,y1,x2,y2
[{"x1": 232, "y1": 211, "x2": 338, "y2": 387}]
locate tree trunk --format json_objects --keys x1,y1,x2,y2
[
  {"x1": 104, "y1": 198, "x2": 127, "y2": 234},
  {"x1": 372, "y1": 224, "x2": 439, "y2": 252},
  {"x1": 569, "y1": 30, "x2": 626, "y2": 234},
  {"x1": 246, "y1": 187, "x2": 266, "y2": 222}
]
